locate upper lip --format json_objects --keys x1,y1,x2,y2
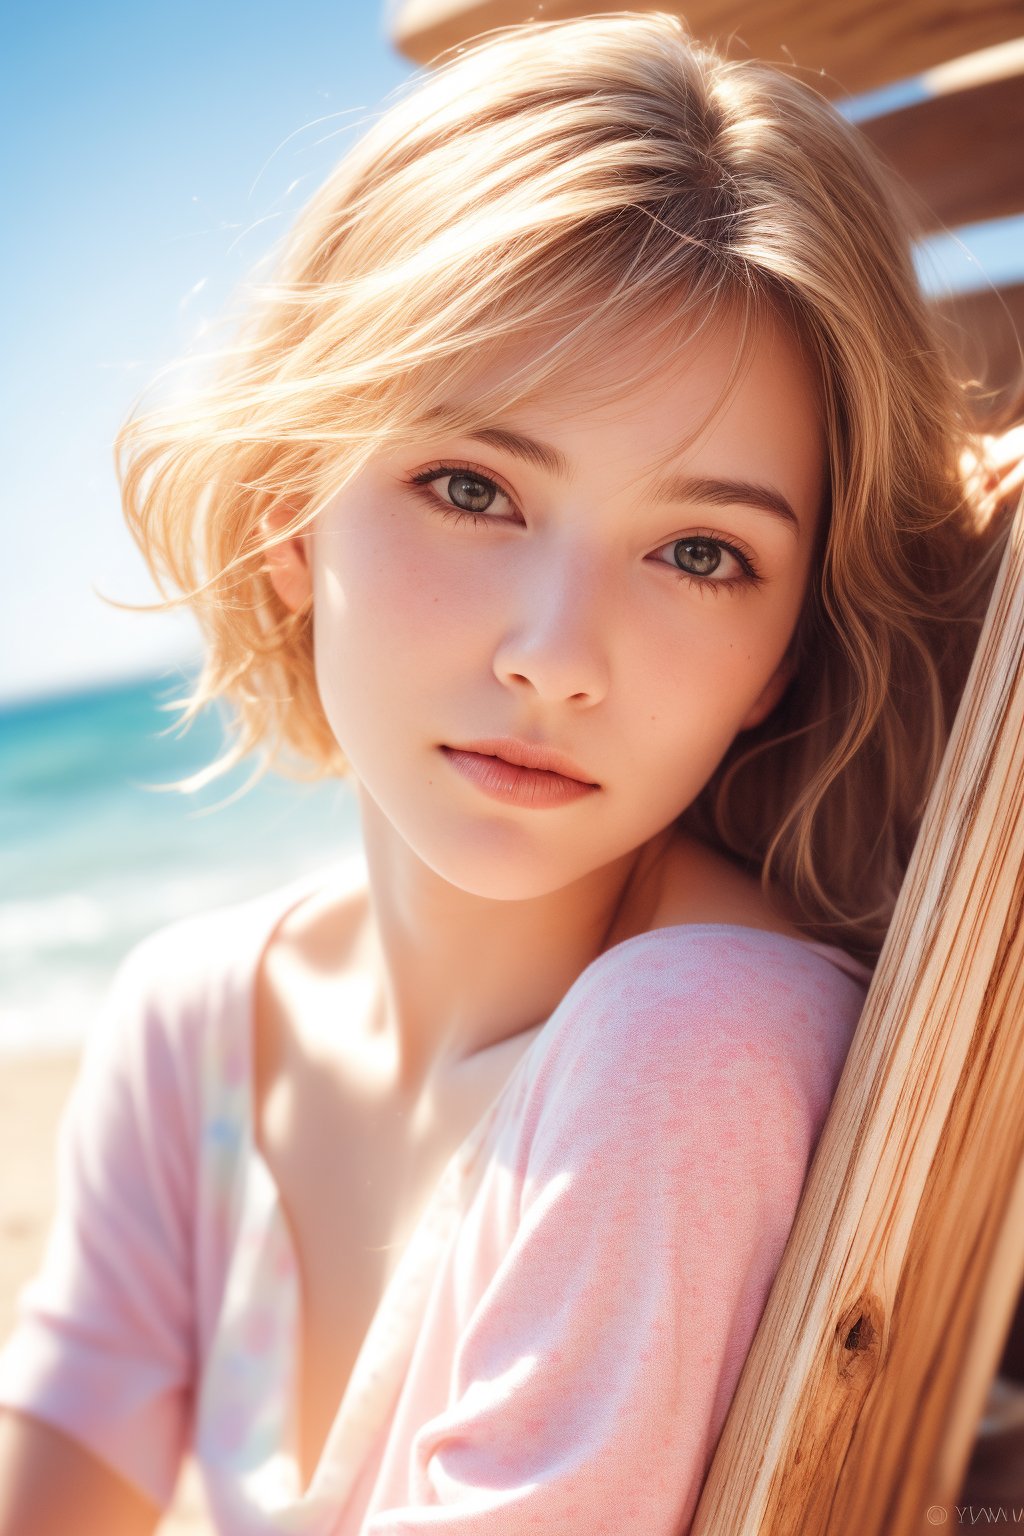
[{"x1": 446, "y1": 737, "x2": 599, "y2": 785}]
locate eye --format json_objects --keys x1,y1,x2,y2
[
  {"x1": 443, "y1": 471, "x2": 499, "y2": 515},
  {"x1": 404, "y1": 464, "x2": 766, "y2": 594},
  {"x1": 407, "y1": 463, "x2": 516, "y2": 523},
  {"x1": 654, "y1": 533, "x2": 765, "y2": 595},
  {"x1": 671, "y1": 537, "x2": 726, "y2": 578}
]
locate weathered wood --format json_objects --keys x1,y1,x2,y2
[
  {"x1": 860, "y1": 55, "x2": 1024, "y2": 235},
  {"x1": 690, "y1": 491, "x2": 1024, "y2": 1535},
  {"x1": 389, "y1": 0, "x2": 1024, "y2": 97}
]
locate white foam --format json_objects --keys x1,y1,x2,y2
[{"x1": 0, "y1": 854, "x2": 356, "y2": 1054}]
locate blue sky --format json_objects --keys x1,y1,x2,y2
[
  {"x1": 2, "y1": 7, "x2": 1019, "y2": 706},
  {"x1": 2, "y1": 3, "x2": 412, "y2": 705}
]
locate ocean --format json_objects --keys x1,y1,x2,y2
[{"x1": 0, "y1": 666, "x2": 361, "y2": 1053}]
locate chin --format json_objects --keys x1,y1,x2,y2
[{"x1": 414, "y1": 825, "x2": 600, "y2": 904}]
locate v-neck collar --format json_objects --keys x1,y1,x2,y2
[
  {"x1": 193, "y1": 859, "x2": 872, "y2": 1531},
  {"x1": 197, "y1": 859, "x2": 547, "y2": 1532}
]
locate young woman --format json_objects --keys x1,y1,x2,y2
[{"x1": 0, "y1": 12, "x2": 1018, "y2": 1535}]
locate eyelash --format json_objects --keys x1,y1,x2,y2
[{"x1": 405, "y1": 460, "x2": 766, "y2": 595}]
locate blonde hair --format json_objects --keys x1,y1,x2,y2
[{"x1": 114, "y1": 10, "x2": 1016, "y2": 968}]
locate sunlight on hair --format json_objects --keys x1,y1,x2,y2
[{"x1": 109, "y1": 10, "x2": 1016, "y2": 968}]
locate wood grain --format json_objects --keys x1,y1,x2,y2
[{"x1": 690, "y1": 492, "x2": 1024, "y2": 1534}]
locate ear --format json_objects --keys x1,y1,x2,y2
[
  {"x1": 259, "y1": 503, "x2": 313, "y2": 614},
  {"x1": 739, "y1": 652, "x2": 797, "y2": 732}
]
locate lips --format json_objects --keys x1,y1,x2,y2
[
  {"x1": 439, "y1": 746, "x2": 600, "y2": 809},
  {"x1": 447, "y1": 737, "x2": 598, "y2": 785}
]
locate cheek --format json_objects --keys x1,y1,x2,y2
[
  {"x1": 310, "y1": 513, "x2": 484, "y2": 723},
  {"x1": 318, "y1": 513, "x2": 445, "y2": 641},
  {"x1": 639, "y1": 600, "x2": 778, "y2": 707},
  {"x1": 637, "y1": 602, "x2": 797, "y2": 783}
]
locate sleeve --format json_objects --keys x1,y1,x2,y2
[
  {"x1": 0, "y1": 931, "x2": 198, "y2": 1511},
  {"x1": 365, "y1": 934, "x2": 860, "y2": 1535}
]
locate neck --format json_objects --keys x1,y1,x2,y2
[{"x1": 350, "y1": 782, "x2": 675, "y2": 1098}]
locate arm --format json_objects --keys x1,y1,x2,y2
[
  {"x1": 0, "y1": 932, "x2": 198, "y2": 1529},
  {"x1": 0, "y1": 1409, "x2": 161, "y2": 1536}
]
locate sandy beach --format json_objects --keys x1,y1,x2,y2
[{"x1": 0, "y1": 1052, "x2": 208, "y2": 1533}]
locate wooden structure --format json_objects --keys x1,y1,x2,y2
[
  {"x1": 390, "y1": 1, "x2": 1024, "y2": 425},
  {"x1": 384, "y1": 5, "x2": 1024, "y2": 1528},
  {"x1": 690, "y1": 492, "x2": 1024, "y2": 1530},
  {"x1": 390, "y1": 0, "x2": 1024, "y2": 93}
]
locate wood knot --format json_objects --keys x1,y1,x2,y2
[
  {"x1": 835, "y1": 1294, "x2": 885, "y2": 1380},
  {"x1": 843, "y1": 1314, "x2": 872, "y2": 1352}
]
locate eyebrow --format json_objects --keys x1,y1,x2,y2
[
  {"x1": 463, "y1": 425, "x2": 572, "y2": 478},
  {"x1": 651, "y1": 473, "x2": 801, "y2": 536},
  {"x1": 440, "y1": 421, "x2": 801, "y2": 537}
]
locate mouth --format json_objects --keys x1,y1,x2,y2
[
  {"x1": 438, "y1": 742, "x2": 601, "y2": 809},
  {"x1": 443, "y1": 737, "x2": 599, "y2": 786}
]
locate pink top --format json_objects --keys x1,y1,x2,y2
[{"x1": 0, "y1": 854, "x2": 873, "y2": 1535}]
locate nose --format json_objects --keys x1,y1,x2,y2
[{"x1": 491, "y1": 541, "x2": 612, "y2": 705}]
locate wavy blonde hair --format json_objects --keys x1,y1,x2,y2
[{"x1": 114, "y1": 10, "x2": 1016, "y2": 968}]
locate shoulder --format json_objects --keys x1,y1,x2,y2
[
  {"x1": 526, "y1": 922, "x2": 867, "y2": 1166},
  {"x1": 70, "y1": 903, "x2": 248, "y2": 1155},
  {"x1": 560, "y1": 920, "x2": 865, "y2": 1056},
  {"x1": 100, "y1": 857, "x2": 365, "y2": 1034},
  {"x1": 610, "y1": 833, "x2": 869, "y2": 1063},
  {"x1": 264, "y1": 853, "x2": 369, "y2": 987},
  {"x1": 82, "y1": 861, "x2": 359, "y2": 1106},
  {"x1": 92, "y1": 896, "x2": 257, "y2": 1062}
]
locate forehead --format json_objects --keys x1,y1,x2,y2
[{"x1": 414, "y1": 299, "x2": 826, "y2": 515}]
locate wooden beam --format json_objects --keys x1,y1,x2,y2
[
  {"x1": 689, "y1": 492, "x2": 1024, "y2": 1534},
  {"x1": 932, "y1": 283, "x2": 1024, "y2": 428},
  {"x1": 390, "y1": 0, "x2": 1024, "y2": 98},
  {"x1": 860, "y1": 49, "x2": 1024, "y2": 235}
]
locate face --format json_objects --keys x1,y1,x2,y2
[{"x1": 267, "y1": 305, "x2": 826, "y2": 901}]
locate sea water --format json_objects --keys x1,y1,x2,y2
[{"x1": 0, "y1": 665, "x2": 360, "y2": 1053}]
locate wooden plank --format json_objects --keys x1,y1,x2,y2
[
  {"x1": 860, "y1": 55, "x2": 1024, "y2": 234},
  {"x1": 932, "y1": 283, "x2": 1024, "y2": 428},
  {"x1": 390, "y1": 0, "x2": 1024, "y2": 97},
  {"x1": 689, "y1": 492, "x2": 1024, "y2": 1534}
]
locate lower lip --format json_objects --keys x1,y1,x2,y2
[{"x1": 439, "y1": 747, "x2": 599, "y2": 808}]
